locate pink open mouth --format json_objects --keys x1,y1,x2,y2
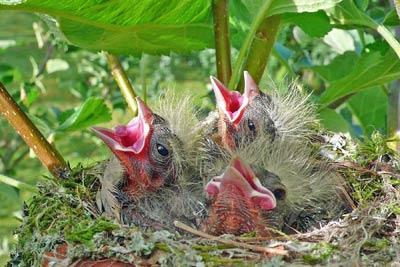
[
  {"x1": 91, "y1": 97, "x2": 153, "y2": 155},
  {"x1": 210, "y1": 71, "x2": 260, "y2": 125},
  {"x1": 205, "y1": 157, "x2": 276, "y2": 211}
]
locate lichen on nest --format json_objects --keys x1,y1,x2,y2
[{"x1": 7, "y1": 132, "x2": 400, "y2": 267}]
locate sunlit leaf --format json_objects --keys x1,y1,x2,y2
[
  {"x1": 325, "y1": 0, "x2": 376, "y2": 28},
  {"x1": 395, "y1": 0, "x2": 400, "y2": 21},
  {"x1": 58, "y1": 97, "x2": 111, "y2": 131},
  {"x1": 230, "y1": 0, "x2": 342, "y2": 49},
  {"x1": 0, "y1": 0, "x2": 25, "y2": 5},
  {"x1": 46, "y1": 58, "x2": 69, "y2": 74},
  {"x1": 0, "y1": 0, "x2": 213, "y2": 56},
  {"x1": 318, "y1": 42, "x2": 400, "y2": 106},
  {"x1": 239, "y1": 0, "x2": 343, "y2": 18},
  {"x1": 323, "y1": 29, "x2": 355, "y2": 54}
]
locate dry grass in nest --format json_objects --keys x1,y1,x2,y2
[{"x1": 7, "y1": 132, "x2": 400, "y2": 266}]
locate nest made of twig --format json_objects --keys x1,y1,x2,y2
[{"x1": 7, "y1": 132, "x2": 400, "y2": 267}]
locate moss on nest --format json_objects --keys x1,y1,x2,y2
[{"x1": 8, "y1": 132, "x2": 400, "y2": 266}]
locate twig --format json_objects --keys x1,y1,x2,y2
[
  {"x1": 237, "y1": 15, "x2": 281, "y2": 92},
  {"x1": 104, "y1": 51, "x2": 138, "y2": 115},
  {"x1": 173, "y1": 220, "x2": 288, "y2": 256},
  {"x1": 212, "y1": 0, "x2": 232, "y2": 85},
  {"x1": 0, "y1": 82, "x2": 68, "y2": 177},
  {"x1": 36, "y1": 42, "x2": 55, "y2": 78}
]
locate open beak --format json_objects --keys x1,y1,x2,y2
[
  {"x1": 210, "y1": 72, "x2": 260, "y2": 125},
  {"x1": 205, "y1": 157, "x2": 276, "y2": 211},
  {"x1": 91, "y1": 97, "x2": 153, "y2": 155},
  {"x1": 243, "y1": 71, "x2": 260, "y2": 98}
]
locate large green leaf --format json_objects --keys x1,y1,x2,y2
[
  {"x1": 282, "y1": 11, "x2": 333, "y2": 38},
  {"x1": 230, "y1": 0, "x2": 342, "y2": 49},
  {"x1": 347, "y1": 87, "x2": 387, "y2": 136},
  {"x1": 57, "y1": 97, "x2": 111, "y2": 132},
  {"x1": 238, "y1": 0, "x2": 342, "y2": 18},
  {"x1": 310, "y1": 51, "x2": 359, "y2": 82},
  {"x1": 318, "y1": 108, "x2": 353, "y2": 134},
  {"x1": 325, "y1": 0, "x2": 376, "y2": 28},
  {"x1": 0, "y1": 0, "x2": 213, "y2": 56},
  {"x1": 318, "y1": 42, "x2": 400, "y2": 106}
]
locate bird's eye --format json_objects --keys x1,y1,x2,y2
[
  {"x1": 248, "y1": 119, "x2": 256, "y2": 132},
  {"x1": 156, "y1": 143, "x2": 169, "y2": 157},
  {"x1": 273, "y1": 188, "x2": 286, "y2": 200}
]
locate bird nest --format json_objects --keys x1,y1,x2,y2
[{"x1": 7, "y1": 132, "x2": 400, "y2": 267}]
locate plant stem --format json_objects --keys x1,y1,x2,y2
[
  {"x1": 228, "y1": 0, "x2": 273, "y2": 90},
  {"x1": 236, "y1": 14, "x2": 281, "y2": 92},
  {"x1": 387, "y1": 81, "x2": 400, "y2": 153},
  {"x1": 140, "y1": 53, "x2": 147, "y2": 103},
  {"x1": 212, "y1": 0, "x2": 232, "y2": 85},
  {"x1": 0, "y1": 174, "x2": 38, "y2": 193},
  {"x1": 0, "y1": 82, "x2": 68, "y2": 177},
  {"x1": 104, "y1": 51, "x2": 138, "y2": 115},
  {"x1": 376, "y1": 24, "x2": 400, "y2": 60},
  {"x1": 387, "y1": 19, "x2": 400, "y2": 153}
]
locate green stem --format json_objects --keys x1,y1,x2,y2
[
  {"x1": 0, "y1": 82, "x2": 68, "y2": 177},
  {"x1": 212, "y1": 0, "x2": 232, "y2": 85},
  {"x1": 236, "y1": 14, "x2": 281, "y2": 92},
  {"x1": 228, "y1": 0, "x2": 273, "y2": 90},
  {"x1": 104, "y1": 51, "x2": 138, "y2": 115},
  {"x1": 387, "y1": 20, "x2": 400, "y2": 153},
  {"x1": 140, "y1": 53, "x2": 147, "y2": 103},
  {"x1": 357, "y1": 29, "x2": 366, "y2": 47},
  {"x1": 376, "y1": 24, "x2": 400, "y2": 59},
  {"x1": 387, "y1": 81, "x2": 400, "y2": 153},
  {"x1": 0, "y1": 174, "x2": 38, "y2": 193}
]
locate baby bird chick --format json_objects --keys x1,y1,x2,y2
[
  {"x1": 200, "y1": 135, "x2": 345, "y2": 236},
  {"x1": 202, "y1": 156, "x2": 287, "y2": 237},
  {"x1": 209, "y1": 71, "x2": 276, "y2": 150},
  {"x1": 92, "y1": 97, "x2": 205, "y2": 230},
  {"x1": 209, "y1": 71, "x2": 316, "y2": 150}
]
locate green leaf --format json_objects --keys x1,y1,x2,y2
[
  {"x1": 269, "y1": 0, "x2": 343, "y2": 16},
  {"x1": 230, "y1": 0, "x2": 342, "y2": 27},
  {"x1": 0, "y1": 1, "x2": 213, "y2": 56},
  {"x1": 21, "y1": 82, "x2": 39, "y2": 107},
  {"x1": 0, "y1": 0, "x2": 25, "y2": 5},
  {"x1": 0, "y1": 183, "x2": 20, "y2": 217},
  {"x1": 57, "y1": 97, "x2": 111, "y2": 132},
  {"x1": 395, "y1": 0, "x2": 400, "y2": 21},
  {"x1": 318, "y1": 42, "x2": 400, "y2": 106},
  {"x1": 325, "y1": 0, "x2": 376, "y2": 28},
  {"x1": 382, "y1": 9, "x2": 400, "y2": 26},
  {"x1": 310, "y1": 51, "x2": 359, "y2": 82},
  {"x1": 347, "y1": 87, "x2": 387, "y2": 136},
  {"x1": 283, "y1": 11, "x2": 333, "y2": 38},
  {"x1": 318, "y1": 108, "x2": 353, "y2": 134},
  {"x1": 355, "y1": 0, "x2": 369, "y2": 11},
  {"x1": 230, "y1": 0, "x2": 342, "y2": 50}
]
